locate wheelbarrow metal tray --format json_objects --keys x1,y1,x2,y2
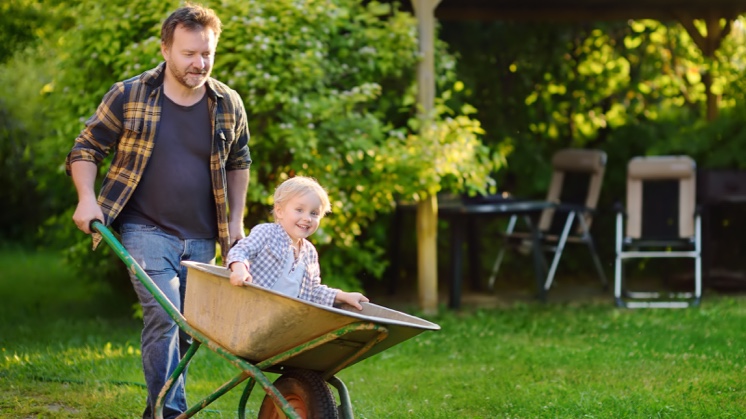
[{"x1": 182, "y1": 261, "x2": 439, "y2": 372}]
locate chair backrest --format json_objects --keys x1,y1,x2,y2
[
  {"x1": 538, "y1": 148, "x2": 607, "y2": 233},
  {"x1": 625, "y1": 155, "x2": 696, "y2": 240}
]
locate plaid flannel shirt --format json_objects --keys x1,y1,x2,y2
[
  {"x1": 65, "y1": 62, "x2": 251, "y2": 261},
  {"x1": 226, "y1": 223, "x2": 338, "y2": 306}
]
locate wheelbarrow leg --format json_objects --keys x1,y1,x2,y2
[
  {"x1": 181, "y1": 371, "x2": 250, "y2": 418},
  {"x1": 328, "y1": 376, "x2": 354, "y2": 419},
  {"x1": 178, "y1": 360, "x2": 300, "y2": 419},
  {"x1": 238, "y1": 377, "x2": 257, "y2": 419}
]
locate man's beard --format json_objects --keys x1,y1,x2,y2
[{"x1": 170, "y1": 64, "x2": 209, "y2": 89}]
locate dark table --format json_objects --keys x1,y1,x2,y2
[
  {"x1": 697, "y1": 169, "x2": 746, "y2": 289},
  {"x1": 439, "y1": 198, "x2": 556, "y2": 309}
]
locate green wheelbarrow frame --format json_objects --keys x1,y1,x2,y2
[{"x1": 92, "y1": 221, "x2": 439, "y2": 418}]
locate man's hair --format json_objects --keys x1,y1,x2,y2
[
  {"x1": 161, "y1": 3, "x2": 222, "y2": 49},
  {"x1": 273, "y1": 176, "x2": 332, "y2": 216}
]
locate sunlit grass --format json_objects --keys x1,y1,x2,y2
[
  {"x1": 2, "y1": 247, "x2": 746, "y2": 417},
  {"x1": 341, "y1": 303, "x2": 746, "y2": 418}
]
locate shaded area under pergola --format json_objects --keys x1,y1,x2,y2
[
  {"x1": 404, "y1": 0, "x2": 746, "y2": 313},
  {"x1": 433, "y1": 0, "x2": 746, "y2": 22}
]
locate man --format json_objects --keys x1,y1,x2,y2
[{"x1": 65, "y1": 4, "x2": 250, "y2": 418}]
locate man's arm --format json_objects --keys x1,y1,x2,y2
[
  {"x1": 71, "y1": 160, "x2": 104, "y2": 234},
  {"x1": 227, "y1": 169, "x2": 249, "y2": 246}
]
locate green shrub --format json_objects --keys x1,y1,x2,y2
[{"x1": 15, "y1": 0, "x2": 498, "y2": 298}]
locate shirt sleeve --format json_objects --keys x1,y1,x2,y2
[
  {"x1": 225, "y1": 89, "x2": 251, "y2": 172},
  {"x1": 65, "y1": 82, "x2": 126, "y2": 175},
  {"x1": 226, "y1": 223, "x2": 269, "y2": 267},
  {"x1": 300, "y1": 244, "x2": 338, "y2": 306}
]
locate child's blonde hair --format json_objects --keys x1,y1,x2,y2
[{"x1": 273, "y1": 176, "x2": 332, "y2": 216}]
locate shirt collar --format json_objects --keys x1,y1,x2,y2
[{"x1": 269, "y1": 223, "x2": 306, "y2": 257}]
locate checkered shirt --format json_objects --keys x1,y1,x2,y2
[
  {"x1": 226, "y1": 223, "x2": 338, "y2": 306},
  {"x1": 65, "y1": 62, "x2": 251, "y2": 260}
]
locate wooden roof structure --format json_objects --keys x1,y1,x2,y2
[
  {"x1": 430, "y1": 0, "x2": 746, "y2": 59},
  {"x1": 430, "y1": 0, "x2": 746, "y2": 22},
  {"x1": 405, "y1": 0, "x2": 746, "y2": 313}
]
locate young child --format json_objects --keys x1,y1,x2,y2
[{"x1": 226, "y1": 176, "x2": 369, "y2": 310}]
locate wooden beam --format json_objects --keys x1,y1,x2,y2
[
  {"x1": 434, "y1": 7, "x2": 683, "y2": 22},
  {"x1": 416, "y1": 194, "x2": 439, "y2": 314},
  {"x1": 414, "y1": 0, "x2": 440, "y2": 117},
  {"x1": 413, "y1": 0, "x2": 442, "y2": 315},
  {"x1": 430, "y1": 0, "x2": 746, "y2": 23}
]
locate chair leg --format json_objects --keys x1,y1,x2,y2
[
  {"x1": 543, "y1": 211, "x2": 575, "y2": 291},
  {"x1": 523, "y1": 215, "x2": 548, "y2": 276},
  {"x1": 587, "y1": 239, "x2": 608, "y2": 289},
  {"x1": 615, "y1": 213, "x2": 702, "y2": 308},
  {"x1": 487, "y1": 247, "x2": 507, "y2": 291},
  {"x1": 693, "y1": 214, "x2": 703, "y2": 305},
  {"x1": 614, "y1": 212, "x2": 625, "y2": 307},
  {"x1": 487, "y1": 215, "x2": 517, "y2": 290},
  {"x1": 577, "y1": 215, "x2": 608, "y2": 289}
]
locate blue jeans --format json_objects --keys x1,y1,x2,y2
[{"x1": 121, "y1": 223, "x2": 216, "y2": 419}]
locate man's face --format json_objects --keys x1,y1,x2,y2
[
  {"x1": 274, "y1": 192, "x2": 324, "y2": 244},
  {"x1": 161, "y1": 24, "x2": 217, "y2": 90}
]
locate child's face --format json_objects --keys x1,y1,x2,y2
[{"x1": 275, "y1": 192, "x2": 324, "y2": 243}]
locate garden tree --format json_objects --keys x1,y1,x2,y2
[{"x1": 24, "y1": 0, "x2": 498, "y2": 295}]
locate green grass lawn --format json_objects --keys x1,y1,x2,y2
[{"x1": 2, "y1": 246, "x2": 746, "y2": 418}]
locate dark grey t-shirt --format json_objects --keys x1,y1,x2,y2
[{"x1": 119, "y1": 93, "x2": 217, "y2": 239}]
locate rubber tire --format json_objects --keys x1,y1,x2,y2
[{"x1": 257, "y1": 370, "x2": 339, "y2": 419}]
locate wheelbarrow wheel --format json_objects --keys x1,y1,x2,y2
[{"x1": 257, "y1": 369, "x2": 339, "y2": 419}]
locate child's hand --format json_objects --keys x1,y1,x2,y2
[
  {"x1": 335, "y1": 291, "x2": 369, "y2": 310},
  {"x1": 229, "y1": 262, "x2": 252, "y2": 286}
]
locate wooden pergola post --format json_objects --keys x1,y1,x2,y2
[{"x1": 412, "y1": 0, "x2": 442, "y2": 315}]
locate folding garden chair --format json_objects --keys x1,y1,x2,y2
[
  {"x1": 614, "y1": 155, "x2": 702, "y2": 308},
  {"x1": 488, "y1": 148, "x2": 609, "y2": 294}
]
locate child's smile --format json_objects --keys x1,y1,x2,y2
[{"x1": 275, "y1": 192, "x2": 323, "y2": 243}]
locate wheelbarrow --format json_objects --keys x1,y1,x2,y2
[{"x1": 92, "y1": 221, "x2": 440, "y2": 418}]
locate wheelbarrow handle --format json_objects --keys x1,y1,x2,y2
[
  {"x1": 89, "y1": 219, "x2": 104, "y2": 233},
  {"x1": 89, "y1": 220, "x2": 186, "y2": 326}
]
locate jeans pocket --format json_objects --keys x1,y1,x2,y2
[{"x1": 120, "y1": 223, "x2": 160, "y2": 234}]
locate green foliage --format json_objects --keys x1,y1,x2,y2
[
  {"x1": 646, "y1": 104, "x2": 746, "y2": 169},
  {"x1": 0, "y1": 0, "x2": 65, "y2": 63},
  {"x1": 3, "y1": 0, "x2": 497, "y2": 295},
  {"x1": 442, "y1": 17, "x2": 746, "y2": 198},
  {"x1": 436, "y1": 16, "x2": 746, "y2": 281},
  {"x1": 0, "y1": 103, "x2": 42, "y2": 244},
  {"x1": 7, "y1": 0, "x2": 745, "y2": 295},
  {"x1": 0, "y1": 2, "x2": 76, "y2": 244}
]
